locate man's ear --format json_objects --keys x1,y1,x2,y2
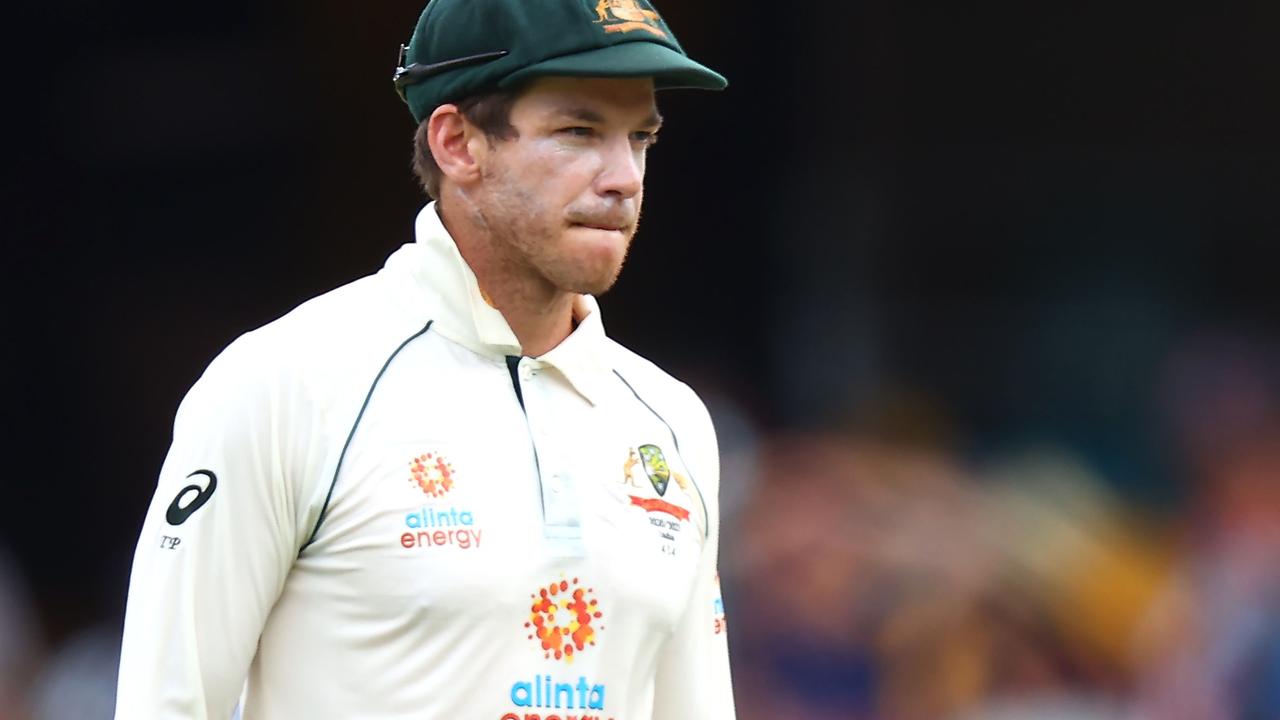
[{"x1": 427, "y1": 104, "x2": 486, "y2": 186}]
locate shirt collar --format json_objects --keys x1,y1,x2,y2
[{"x1": 384, "y1": 203, "x2": 612, "y2": 405}]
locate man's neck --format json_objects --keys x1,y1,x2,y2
[{"x1": 438, "y1": 201, "x2": 576, "y2": 358}]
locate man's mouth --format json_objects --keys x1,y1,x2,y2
[{"x1": 571, "y1": 221, "x2": 627, "y2": 232}]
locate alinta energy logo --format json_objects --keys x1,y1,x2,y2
[
  {"x1": 525, "y1": 577, "x2": 603, "y2": 661},
  {"x1": 503, "y1": 577, "x2": 610, "y2": 720},
  {"x1": 712, "y1": 573, "x2": 728, "y2": 636},
  {"x1": 409, "y1": 452, "x2": 454, "y2": 497},
  {"x1": 397, "y1": 451, "x2": 483, "y2": 551}
]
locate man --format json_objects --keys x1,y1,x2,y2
[{"x1": 115, "y1": 0, "x2": 734, "y2": 717}]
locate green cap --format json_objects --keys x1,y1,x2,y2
[{"x1": 394, "y1": 0, "x2": 728, "y2": 123}]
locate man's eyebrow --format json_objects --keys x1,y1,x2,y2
[
  {"x1": 556, "y1": 108, "x2": 607, "y2": 124},
  {"x1": 553, "y1": 107, "x2": 664, "y2": 128}
]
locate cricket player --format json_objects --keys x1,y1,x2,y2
[{"x1": 115, "y1": 0, "x2": 734, "y2": 717}]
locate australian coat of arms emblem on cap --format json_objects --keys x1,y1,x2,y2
[{"x1": 593, "y1": 0, "x2": 668, "y2": 38}]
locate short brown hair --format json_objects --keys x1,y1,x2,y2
[{"x1": 411, "y1": 87, "x2": 524, "y2": 199}]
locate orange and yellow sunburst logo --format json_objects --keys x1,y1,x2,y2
[
  {"x1": 408, "y1": 452, "x2": 455, "y2": 498},
  {"x1": 525, "y1": 577, "x2": 604, "y2": 662}
]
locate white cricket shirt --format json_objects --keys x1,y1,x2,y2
[{"x1": 116, "y1": 204, "x2": 734, "y2": 719}]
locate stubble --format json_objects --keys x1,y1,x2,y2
[{"x1": 471, "y1": 157, "x2": 637, "y2": 300}]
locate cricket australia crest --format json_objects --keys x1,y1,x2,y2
[
  {"x1": 619, "y1": 444, "x2": 706, "y2": 544},
  {"x1": 638, "y1": 444, "x2": 671, "y2": 495}
]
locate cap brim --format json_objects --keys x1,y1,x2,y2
[{"x1": 499, "y1": 41, "x2": 727, "y2": 91}]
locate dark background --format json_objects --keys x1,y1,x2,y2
[{"x1": 6, "y1": 0, "x2": 1279, "y2": 703}]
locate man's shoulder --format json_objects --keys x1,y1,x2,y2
[
  {"x1": 198, "y1": 269, "x2": 427, "y2": 398},
  {"x1": 253, "y1": 272, "x2": 402, "y2": 343},
  {"x1": 603, "y1": 338, "x2": 712, "y2": 429},
  {"x1": 602, "y1": 338, "x2": 721, "y2": 495}
]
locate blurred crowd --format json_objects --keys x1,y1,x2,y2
[
  {"x1": 718, "y1": 330, "x2": 1280, "y2": 719},
  {"x1": 2, "y1": 332, "x2": 1278, "y2": 719}
]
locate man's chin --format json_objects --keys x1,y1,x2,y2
[
  {"x1": 564, "y1": 266, "x2": 623, "y2": 296},
  {"x1": 557, "y1": 259, "x2": 626, "y2": 297}
]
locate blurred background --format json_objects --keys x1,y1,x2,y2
[{"x1": 5, "y1": 1, "x2": 1279, "y2": 718}]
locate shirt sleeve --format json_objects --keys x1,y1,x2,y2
[
  {"x1": 651, "y1": 396, "x2": 736, "y2": 719},
  {"x1": 116, "y1": 338, "x2": 305, "y2": 719}
]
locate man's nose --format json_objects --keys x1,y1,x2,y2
[{"x1": 595, "y1": 137, "x2": 644, "y2": 199}]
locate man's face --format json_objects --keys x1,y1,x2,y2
[{"x1": 467, "y1": 76, "x2": 661, "y2": 297}]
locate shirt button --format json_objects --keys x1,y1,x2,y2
[{"x1": 548, "y1": 475, "x2": 564, "y2": 494}]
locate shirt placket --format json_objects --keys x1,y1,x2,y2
[{"x1": 513, "y1": 356, "x2": 586, "y2": 557}]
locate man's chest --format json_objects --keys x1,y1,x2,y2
[{"x1": 297, "y1": 348, "x2": 707, "y2": 633}]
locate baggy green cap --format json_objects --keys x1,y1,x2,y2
[{"x1": 394, "y1": 0, "x2": 728, "y2": 123}]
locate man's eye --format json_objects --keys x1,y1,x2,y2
[
  {"x1": 631, "y1": 131, "x2": 660, "y2": 147},
  {"x1": 560, "y1": 127, "x2": 595, "y2": 137}
]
